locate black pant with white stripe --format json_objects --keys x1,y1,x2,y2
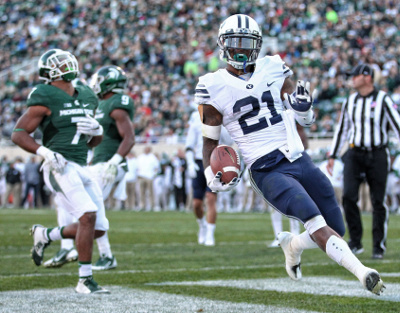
[{"x1": 342, "y1": 147, "x2": 389, "y2": 255}]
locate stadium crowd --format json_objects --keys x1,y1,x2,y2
[{"x1": 1, "y1": 0, "x2": 400, "y2": 145}]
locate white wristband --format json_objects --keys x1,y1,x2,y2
[
  {"x1": 109, "y1": 153, "x2": 123, "y2": 165},
  {"x1": 201, "y1": 124, "x2": 221, "y2": 140},
  {"x1": 36, "y1": 146, "x2": 51, "y2": 157},
  {"x1": 204, "y1": 165, "x2": 215, "y2": 182}
]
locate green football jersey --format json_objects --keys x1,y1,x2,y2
[
  {"x1": 27, "y1": 84, "x2": 99, "y2": 165},
  {"x1": 92, "y1": 94, "x2": 135, "y2": 164}
]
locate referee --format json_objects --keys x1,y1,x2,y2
[{"x1": 327, "y1": 64, "x2": 400, "y2": 260}]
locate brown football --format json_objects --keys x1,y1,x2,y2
[{"x1": 210, "y1": 145, "x2": 241, "y2": 184}]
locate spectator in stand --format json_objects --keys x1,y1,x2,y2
[
  {"x1": 20, "y1": 156, "x2": 41, "y2": 208},
  {"x1": 171, "y1": 149, "x2": 187, "y2": 212},
  {"x1": 1, "y1": 1, "x2": 400, "y2": 144},
  {"x1": 2, "y1": 160, "x2": 22, "y2": 208},
  {"x1": 125, "y1": 152, "x2": 139, "y2": 211},
  {"x1": 0, "y1": 156, "x2": 9, "y2": 207},
  {"x1": 137, "y1": 146, "x2": 160, "y2": 211}
]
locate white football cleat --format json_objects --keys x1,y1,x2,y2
[
  {"x1": 268, "y1": 238, "x2": 280, "y2": 248},
  {"x1": 75, "y1": 276, "x2": 110, "y2": 294},
  {"x1": 198, "y1": 224, "x2": 207, "y2": 245},
  {"x1": 362, "y1": 270, "x2": 386, "y2": 295},
  {"x1": 43, "y1": 248, "x2": 78, "y2": 268},
  {"x1": 277, "y1": 232, "x2": 302, "y2": 281},
  {"x1": 30, "y1": 224, "x2": 51, "y2": 266},
  {"x1": 204, "y1": 235, "x2": 215, "y2": 246}
]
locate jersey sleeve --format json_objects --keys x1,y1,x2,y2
[
  {"x1": 26, "y1": 85, "x2": 51, "y2": 108},
  {"x1": 111, "y1": 94, "x2": 135, "y2": 120},
  {"x1": 194, "y1": 73, "x2": 225, "y2": 114},
  {"x1": 270, "y1": 55, "x2": 293, "y2": 78}
]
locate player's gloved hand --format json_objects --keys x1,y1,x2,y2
[
  {"x1": 204, "y1": 166, "x2": 240, "y2": 192},
  {"x1": 187, "y1": 161, "x2": 199, "y2": 178},
  {"x1": 36, "y1": 146, "x2": 67, "y2": 174},
  {"x1": 102, "y1": 153, "x2": 123, "y2": 185},
  {"x1": 283, "y1": 80, "x2": 314, "y2": 116},
  {"x1": 77, "y1": 114, "x2": 103, "y2": 136}
]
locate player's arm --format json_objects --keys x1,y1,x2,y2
[
  {"x1": 100, "y1": 108, "x2": 135, "y2": 185},
  {"x1": 281, "y1": 77, "x2": 295, "y2": 97},
  {"x1": 11, "y1": 106, "x2": 50, "y2": 154},
  {"x1": 110, "y1": 108, "x2": 135, "y2": 158},
  {"x1": 87, "y1": 134, "x2": 103, "y2": 148},
  {"x1": 199, "y1": 104, "x2": 239, "y2": 192},
  {"x1": 296, "y1": 124, "x2": 309, "y2": 149},
  {"x1": 12, "y1": 106, "x2": 67, "y2": 174},
  {"x1": 199, "y1": 104, "x2": 222, "y2": 168}
]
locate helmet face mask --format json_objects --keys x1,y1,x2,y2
[
  {"x1": 38, "y1": 49, "x2": 79, "y2": 84},
  {"x1": 218, "y1": 14, "x2": 262, "y2": 70},
  {"x1": 90, "y1": 65, "x2": 127, "y2": 99}
]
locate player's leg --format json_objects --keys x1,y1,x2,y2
[
  {"x1": 89, "y1": 164, "x2": 120, "y2": 270},
  {"x1": 295, "y1": 155, "x2": 385, "y2": 294},
  {"x1": 250, "y1": 155, "x2": 385, "y2": 294},
  {"x1": 205, "y1": 191, "x2": 217, "y2": 246},
  {"x1": 342, "y1": 150, "x2": 364, "y2": 253},
  {"x1": 43, "y1": 197, "x2": 78, "y2": 268},
  {"x1": 365, "y1": 148, "x2": 389, "y2": 259},
  {"x1": 269, "y1": 209, "x2": 282, "y2": 247},
  {"x1": 33, "y1": 163, "x2": 109, "y2": 293}
]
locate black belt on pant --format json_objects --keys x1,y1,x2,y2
[{"x1": 350, "y1": 144, "x2": 387, "y2": 152}]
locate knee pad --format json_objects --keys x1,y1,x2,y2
[{"x1": 304, "y1": 215, "x2": 327, "y2": 235}]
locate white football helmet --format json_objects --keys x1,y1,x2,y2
[
  {"x1": 38, "y1": 49, "x2": 79, "y2": 84},
  {"x1": 217, "y1": 14, "x2": 262, "y2": 70}
]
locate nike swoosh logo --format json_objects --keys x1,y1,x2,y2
[
  {"x1": 267, "y1": 81, "x2": 276, "y2": 87},
  {"x1": 82, "y1": 103, "x2": 90, "y2": 107}
]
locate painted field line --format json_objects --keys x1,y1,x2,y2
[
  {"x1": 0, "y1": 286, "x2": 318, "y2": 313},
  {"x1": 151, "y1": 277, "x2": 400, "y2": 302},
  {"x1": 1, "y1": 261, "x2": 399, "y2": 280}
]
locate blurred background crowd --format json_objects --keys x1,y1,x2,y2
[
  {"x1": 1, "y1": 0, "x2": 400, "y2": 145},
  {"x1": 1, "y1": 0, "x2": 400, "y2": 213}
]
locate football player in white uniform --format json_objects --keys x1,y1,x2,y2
[
  {"x1": 195, "y1": 14, "x2": 385, "y2": 295},
  {"x1": 185, "y1": 110, "x2": 233, "y2": 246}
]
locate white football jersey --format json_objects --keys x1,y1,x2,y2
[
  {"x1": 186, "y1": 110, "x2": 234, "y2": 160},
  {"x1": 195, "y1": 55, "x2": 293, "y2": 167}
]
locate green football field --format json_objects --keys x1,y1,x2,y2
[{"x1": 0, "y1": 209, "x2": 399, "y2": 312}]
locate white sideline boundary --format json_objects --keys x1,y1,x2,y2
[{"x1": 0, "y1": 286, "x2": 317, "y2": 313}]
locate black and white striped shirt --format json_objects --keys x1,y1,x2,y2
[{"x1": 330, "y1": 89, "x2": 400, "y2": 158}]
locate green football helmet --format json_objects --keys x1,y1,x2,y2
[
  {"x1": 90, "y1": 65, "x2": 127, "y2": 98},
  {"x1": 38, "y1": 49, "x2": 79, "y2": 84}
]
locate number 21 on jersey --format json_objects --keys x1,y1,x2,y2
[{"x1": 233, "y1": 90, "x2": 282, "y2": 135}]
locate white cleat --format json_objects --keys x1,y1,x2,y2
[
  {"x1": 204, "y1": 236, "x2": 215, "y2": 246},
  {"x1": 198, "y1": 225, "x2": 207, "y2": 245},
  {"x1": 268, "y1": 239, "x2": 280, "y2": 248},
  {"x1": 30, "y1": 224, "x2": 51, "y2": 266},
  {"x1": 75, "y1": 276, "x2": 110, "y2": 294},
  {"x1": 363, "y1": 270, "x2": 386, "y2": 295},
  {"x1": 43, "y1": 248, "x2": 78, "y2": 268},
  {"x1": 277, "y1": 232, "x2": 302, "y2": 281}
]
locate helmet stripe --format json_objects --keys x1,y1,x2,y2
[
  {"x1": 237, "y1": 14, "x2": 241, "y2": 28},
  {"x1": 245, "y1": 15, "x2": 249, "y2": 28}
]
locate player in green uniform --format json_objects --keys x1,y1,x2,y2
[
  {"x1": 11, "y1": 49, "x2": 109, "y2": 294},
  {"x1": 44, "y1": 65, "x2": 135, "y2": 271}
]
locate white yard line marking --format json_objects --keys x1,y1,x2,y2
[
  {"x1": 151, "y1": 277, "x2": 400, "y2": 302},
  {"x1": 1, "y1": 261, "x2": 398, "y2": 280},
  {"x1": 0, "y1": 287, "x2": 318, "y2": 313}
]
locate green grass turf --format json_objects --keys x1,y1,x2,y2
[{"x1": 0, "y1": 208, "x2": 399, "y2": 312}]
